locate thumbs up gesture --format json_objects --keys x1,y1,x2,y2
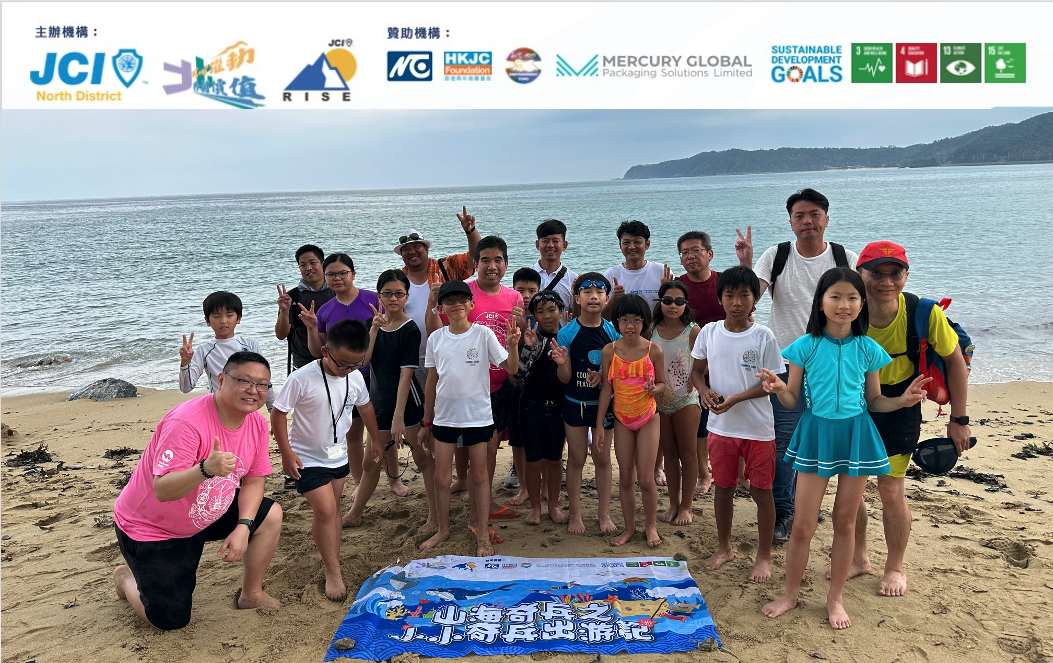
[
  {"x1": 204, "y1": 436, "x2": 237, "y2": 477},
  {"x1": 611, "y1": 277, "x2": 625, "y2": 301}
]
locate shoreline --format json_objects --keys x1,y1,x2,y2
[{"x1": 1, "y1": 381, "x2": 1051, "y2": 662}]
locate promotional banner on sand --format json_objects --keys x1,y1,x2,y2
[{"x1": 326, "y1": 555, "x2": 721, "y2": 660}]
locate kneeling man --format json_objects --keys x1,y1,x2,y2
[{"x1": 112, "y1": 351, "x2": 283, "y2": 630}]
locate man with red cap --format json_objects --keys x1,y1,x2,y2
[{"x1": 847, "y1": 240, "x2": 971, "y2": 597}]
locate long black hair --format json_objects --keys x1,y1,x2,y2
[
  {"x1": 651, "y1": 280, "x2": 693, "y2": 328},
  {"x1": 805, "y1": 267, "x2": 869, "y2": 337}
]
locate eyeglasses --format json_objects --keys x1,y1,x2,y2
[
  {"x1": 679, "y1": 247, "x2": 710, "y2": 257},
  {"x1": 617, "y1": 317, "x2": 645, "y2": 327},
  {"x1": 325, "y1": 270, "x2": 353, "y2": 280},
  {"x1": 398, "y1": 233, "x2": 424, "y2": 244},
  {"x1": 440, "y1": 295, "x2": 471, "y2": 306},
  {"x1": 222, "y1": 372, "x2": 272, "y2": 393},
  {"x1": 379, "y1": 291, "x2": 408, "y2": 300},
  {"x1": 660, "y1": 296, "x2": 688, "y2": 306},
  {"x1": 324, "y1": 345, "x2": 366, "y2": 371},
  {"x1": 576, "y1": 280, "x2": 608, "y2": 294},
  {"x1": 866, "y1": 268, "x2": 907, "y2": 283}
]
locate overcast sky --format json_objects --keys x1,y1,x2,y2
[{"x1": 1, "y1": 109, "x2": 1047, "y2": 202}]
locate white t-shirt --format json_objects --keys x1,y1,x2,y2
[
  {"x1": 179, "y1": 334, "x2": 275, "y2": 409},
  {"x1": 404, "y1": 279, "x2": 432, "y2": 365},
  {"x1": 691, "y1": 322, "x2": 783, "y2": 441},
  {"x1": 604, "y1": 261, "x2": 665, "y2": 308},
  {"x1": 532, "y1": 260, "x2": 579, "y2": 312},
  {"x1": 272, "y1": 361, "x2": 369, "y2": 468},
  {"x1": 754, "y1": 241, "x2": 859, "y2": 360},
  {"x1": 424, "y1": 324, "x2": 508, "y2": 427}
]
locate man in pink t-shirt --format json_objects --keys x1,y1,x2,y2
[{"x1": 112, "y1": 352, "x2": 283, "y2": 630}]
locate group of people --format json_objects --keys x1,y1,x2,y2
[{"x1": 111, "y1": 188, "x2": 973, "y2": 633}]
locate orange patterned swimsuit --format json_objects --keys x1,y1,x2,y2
[{"x1": 608, "y1": 341, "x2": 657, "y2": 431}]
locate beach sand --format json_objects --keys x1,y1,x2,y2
[{"x1": 1, "y1": 383, "x2": 1051, "y2": 662}]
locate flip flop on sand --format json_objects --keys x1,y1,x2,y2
[
  {"x1": 469, "y1": 528, "x2": 504, "y2": 545},
  {"x1": 489, "y1": 505, "x2": 520, "y2": 519}
]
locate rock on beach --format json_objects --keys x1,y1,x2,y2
[{"x1": 66, "y1": 378, "x2": 138, "y2": 402}]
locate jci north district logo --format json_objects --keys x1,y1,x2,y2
[
  {"x1": 388, "y1": 52, "x2": 433, "y2": 81},
  {"x1": 771, "y1": 45, "x2": 843, "y2": 83},
  {"x1": 31, "y1": 49, "x2": 143, "y2": 101}
]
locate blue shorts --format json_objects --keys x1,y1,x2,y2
[{"x1": 563, "y1": 398, "x2": 614, "y2": 430}]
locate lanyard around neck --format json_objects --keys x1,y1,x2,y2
[{"x1": 318, "y1": 360, "x2": 350, "y2": 447}]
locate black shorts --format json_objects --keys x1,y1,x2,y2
[
  {"x1": 296, "y1": 463, "x2": 350, "y2": 494},
  {"x1": 432, "y1": 424, "x2": 496, "y2": 447},
  {"x1": 490, "y1": 379, "x2": 515, "y2": 432},
  {"x1": 375, "y1": 406, "x2": 424, "y2": 432},
  {"x1": 351, "y1": 374, "x2": 372, "y2": 420},
  {"x1": 697, "y1": 405, "x2": 710, "y2": 438},
  {"x1": 522, "y1": 399, "x2": 565, "y2": 462},
  {"x1": 869, "y1": 377, "x2": 923, "y2": 456},
  {"x1": 114, "y1": 494, "x2": 275, "y2": 631},
  {"x1": 562, "y1": 397, "x2": 615, "y2": 430},
  {"x1": 507, "y1": 384, "x2": 525, "y2": 448}
]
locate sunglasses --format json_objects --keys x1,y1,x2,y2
[
  {"x1": 399, "y1": 233, "x2": 424, "y2": 244},
  {"x1": 576, "y1": 280, "x2": 608, "y2": 294},
  {"x1": 660, "y1": 296, "x2": 688, "y2": 306}
]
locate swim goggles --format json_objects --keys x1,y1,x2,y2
[
  {"x1": 576, "y1": 280, "x2": 609, "y2": 294},
  {"x1": 529, "y1": 291, "x2": 565, "y2": 313}
]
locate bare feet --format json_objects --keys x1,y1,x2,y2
[
  {"x1": 549, "y1": 506, "x2": 569, "y2": 524},
  {"x1": 450, "y1": 479, "x2": 468, "y2": 494},
  {"x1": 509, "y1": 490, "x2": 528, "y2": 506},
  {"x1": 674, "y1": 508, "x2": 693, "y2": 526},
  {"x1": 341, "y1": 512, "x2": 363, "y2": 528},
  {"x1": 388, "y1": 478, "x2": 412, "y2": 497},
  {"x1": 114, "y1": 565, "x2": 132, "y2": 599},
  {"x1": 568, "y1": 513, "x2": 586, "y2": 535},
  {"x1": 695, "y1": 475, "x2": 712, "y2": 496},
  {"x1": 827, "y1": 598, "x2": 852, "y2": 629},
  {"x1": 659, "y1": 505, "x2": 678, "y2": 523},
  {"x1": 645, "y1": 524, "x2": 662, "y2": 547},
  {"x1": 324, "y1": 574, "x2": 348, "y2": 602},
  {"x1": 611, "y1": 528, "x2": 635, "y2": 546},
  {"x1": 877, "y1": 569, "x2": 907, "y2": 597},
  {"x1": 475, "y1": 530, "x2": 494, "y2": 557},
  {"x1": 825, "y1": 557, "x2": 872, "y2": 581},
  {"x1": 599, "y1": 515, "x2": 618, "y2": 535},
  {"x1": 761, "y1": 595, "x2": 798, "y2": 619},
  {"x1": 526, "y1": 506, "x2": 542, "y2": 525},
  {"x1": 419, "y1": 530, "x2": 449, "y2": 552},
  {"x1": 704, "y1": 548, "x2": 735, "y2": 571},
  {"x1": 237, "y1": 589, "x2": 281, "y2": 611},
  {"x1": 749, "y1": 558, "x2": 772, "y2": 583},
  {"x1": 417, "y1": 520, "x2": 439, "y2": 536},
  {"x1": 654, "y1": 468, "x2": 667, "y2": 486}
]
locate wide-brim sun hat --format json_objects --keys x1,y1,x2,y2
[{"x1": 393, "y1": 229, "x2": 433, "y2": 255}]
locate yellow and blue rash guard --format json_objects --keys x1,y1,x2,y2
[{"x1": 867, "y1": 293, "x2": 959, "y2": 385}]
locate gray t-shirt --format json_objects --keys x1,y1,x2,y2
[{"x1": 754, "y1": 241, "x2": 859, "y2": 359}]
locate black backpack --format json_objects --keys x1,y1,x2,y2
[{"x1": 768, "y1": 241, "x2": 848, "y2": 296}]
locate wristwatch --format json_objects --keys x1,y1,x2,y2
[
  {"x1": 948, "y1": 415, "x2": 970, "y2": 426},
  {"x1": 236, "y1": 518, "x2": 254, "y2": 529}
]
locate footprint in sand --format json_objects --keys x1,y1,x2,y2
[{"x1": 980, "y1": 538, "x2": 1035, "y2": 568}]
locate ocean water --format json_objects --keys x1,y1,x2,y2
[{"x1": 3, "y1": 164, "x2": 1052, "y2": 394}]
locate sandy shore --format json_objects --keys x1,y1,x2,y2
[{"x1": 1, "y1": 383, "x2": 1051, "y2": 662}]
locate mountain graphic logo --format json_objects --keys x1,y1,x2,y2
[{"x1": 286, "y1": 48, "x2": 357, "y2": 91}]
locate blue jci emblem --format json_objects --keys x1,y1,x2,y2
[{"x1": 112, "y1": 49, "x2": 143, "y2": 87}]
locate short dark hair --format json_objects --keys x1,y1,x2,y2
[
  {"x1": 512, "y1": 267, "x2": 542, "y2": 288},
  {"x1": 529, "y1": 290, "x2": 566, "y2": 315},
  {"x1": 296, "y1": 244, "x2": 324, "y2": 263},
  {"x1": 376, "y1": 269, "x2": 410, "y2": 292},
  {"x1": 612, "y1": 294, "x2": 652, "y2": 334},
  {"x1": 573, "y1": 272, "x2": 611, "y2": 295},
  {"x1": 223, "y1": 351, "x2": 270, "y2": 374},
  {"x1": 616, "y1": 220, "x2": 650, "y2": 241},
  {"x1": 326, "y1": 319, "x2": 370, "y2": 353},
  {"x1": 323, "y1": 253, "x2": 355, "y2": 273},
  {"x1": 786, "y1": 188, "x2": 830, "y2": 215},
  {"x1": 716, "y1": 266, "x2": 761, "y2": 300},
  {"x1": 203, "y1": 291, "x2": 242, "y2": 320},
  {"x1": 474, "y1": 235, "x2": 508, "y2": 263},
  {"x1": 536, "y1": 219, "x2": 567, "y2": 240},
  {"x1": 676, "y1": 231, "x2": 712, "y2": 253},
  {"x1": 805, "y1": 267, "x2": 869, "y2": 337},
  {"x1": 652, "y1": 280, "x2": 693, "y2": 328}
]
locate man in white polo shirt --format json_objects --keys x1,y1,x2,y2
[{"x1": 531, "y1": 218, "x2": 578, "y2": 313}]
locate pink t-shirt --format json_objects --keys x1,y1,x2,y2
[
  {"x1": 467, "y1": 280, "x2": 523, "y2": 392},
  {"x1": 113, "y1": 394, "x2": 273, "y2": 542}
]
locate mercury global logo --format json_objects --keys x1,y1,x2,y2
[
  {"x1": 556, "y1": 54, "x2": 599, "y2": 77},
  {"x1": 284, "y1": 44, "x2": 357, "y2": 102},
  {"x1": 30, "y1": 49, "x2": 143, "y2": 102},
  {"x1": 444, "y1": 51, "x2": 492, "y2": 81},
  {"x1": 566, "y1": 54, "x2": 752, "y2": 80},
  {"x1": 388, "y1": 51, "x2": 432, "y2": 81},
  {"x1": 771, "y1": 45, "x2": 843, "y2": 83}
]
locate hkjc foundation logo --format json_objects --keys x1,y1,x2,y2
[
  {"x1": 444, "y1": 51, "x2": 492, "y2": 81},
  {"x1": 164, "y1": 41, "x2": 265, "y2": 108},
  {"x1": 284, "y1": 40, "x2": 357, "y2": 102},
  {"x1": 770, "y1": 44, "x2": 843, "y2": 83},
  {"x1": 31, "y1": 48, "x2": 144, "y2": 102}
]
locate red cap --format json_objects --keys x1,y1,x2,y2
[{"x1": 856, "y1": 241, "x2": 909, "y2": 270}]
